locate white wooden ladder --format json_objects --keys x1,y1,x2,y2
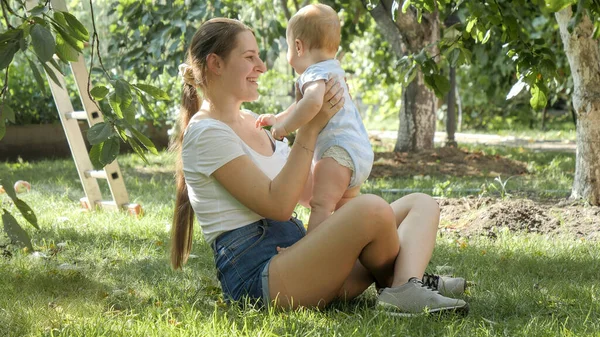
[{"x1": 26, "y1": 0, "x2": 142, "y2": 216}]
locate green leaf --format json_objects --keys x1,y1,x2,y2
[
  {"x1": 448, "y1": 48, "x2": 461, "y2": 67},
  {"x1": 482, "y1": 29, "x2": 492, "y2": 44},
  {"x1": 62, "y1": 12, "x2": 89, "y2": 41},
  {"x1": 28, "y1": 59, "x2": 46, "y2": 94},
  {"x1": 50, "y1": 21, "x2": 83, "y2": 53},
  {"x1": 466, "y1": 17, "x2": 477, "y2": 33},
  {"x1": 121, "y1": 100, "x2": 137, "y2": 125},
  {"x1": 0, "y1": 42, "x2": 19, "y2": 70},
  {"x1": 41, "y1": 61, "x2": 63, "y2": 89},
  {"x1": 2, "y1": 209, "x2": 33, "y2": 251},
  {"x1": 89, "y1": 143, "x2": 103, "y2": 169},
  {"x1": 30, "y1": 24, "x2": 55, "y2": 62},
  {"x1": 133, "y1": 83, "x2": 170, "y2": 100},
  {"x1": 432, "y1": 74, "x2": 451, "y2": 97},
  {"x1": 13, "y1": 199, "x2": 39, "y2": 230},
  {"x1": 90, "y1": 86, "x2": 109, "y2": 100},
  {"x1": 401, "y1": 0, "x2": 412, "y2": 13},
  {"x1": 109, "y1": 93, "x2": 123, "y2": 119},
  {"x1": 0, "y1": 179, "x2": 16, "y2": 200},
  {"x1": 130, "y1": 127, "x2": 158, "y2": 155},
  {"x1": 136, "y1": 91, "x2": 156, "y2": 118},
  {"x1": 0, "y1": 28, "x2": 23, "y2": 44},
  {"x1": 114, "y1": 79, "x2": 133, "y2": 106},
  {"x1": 543, "y1": 0, "x2": 577, "y2": 12},
  {"x1": 48, "y1": 58, "x2": 64, "y2": 76},
  {"x1": 127, "y1": 137, "x2": 149, "y2": 165},
  {"x1": 530, "y1": 85, "x2": 547, "y2": 110},
  {"x1": 55, "y1": 34, "x2": 79, "y2": 62},
  {"x1": 87, "y1": 122, "x2": 114, "y2": 145},
  {"x1": 100, "y1": 137, "x2": 120, "y2": 165},
  {"x1": 2, "y1": 103, "x2": 15, "y2": 123},
  {"x1": 28, "y1": 4, "x2": 48, "y2": 16}
]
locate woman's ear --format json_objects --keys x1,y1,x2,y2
[
  {"x1": 295, "y1": 39, "x2": 304, "y2": 57},
  {"x1": 206, "y1": 53, "x2": 223, "y2": 76}
]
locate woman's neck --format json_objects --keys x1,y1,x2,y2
[{"x1": 200, "y1": 97, "x2": 242, "y2": 124}]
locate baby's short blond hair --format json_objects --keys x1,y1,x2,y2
[{"x1": 288, "y1": 4, "x2": 340, "y2": 55}]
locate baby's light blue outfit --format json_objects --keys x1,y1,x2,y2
[{"x1": 297, "y1": 59, "x2": 374, "y2": 188}]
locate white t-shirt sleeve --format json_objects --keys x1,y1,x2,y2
[{"x1": 182, "y1": 121, "x2": 245, "y2": 176}]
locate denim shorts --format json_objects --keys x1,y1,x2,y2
[{"x1": 211, "y1": 217, "x2": 306, "y2": 306}]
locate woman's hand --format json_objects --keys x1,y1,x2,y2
[{"x1": 303, "y1": 75, "x2": 344, "y2": 133}]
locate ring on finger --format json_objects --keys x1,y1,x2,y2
[{"x1": 329, "y1": 100, "x2": 334, "y2": 107}]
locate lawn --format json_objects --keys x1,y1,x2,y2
[{"x1": 1, "y1": 145, "x2": 599, "y2": 337}]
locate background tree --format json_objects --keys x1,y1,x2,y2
[
  {"x1": 398, "y1": 0, "x2": 599, "y2": 205},
  {"x1": 363, "y1": 0, "x2": 443, "y2": 152}
]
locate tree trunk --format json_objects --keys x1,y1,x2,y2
[
  {"x1": 556, "y1": 8, "x2": 600, "y2": 205},
  {"x1": 395, "y1": 72, "x2": 437, "y2": 151},
  {"x1": 365, "y1": 0, "x2": 438, "y2": 152},
  {"x1": 446, "y1": 66, "x2": 457, "y2": 147}
]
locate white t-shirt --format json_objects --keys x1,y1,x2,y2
[{"x1": 181, "y1": 115, "x2": 290, "y2": 244}]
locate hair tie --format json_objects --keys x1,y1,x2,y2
[{"x1": 178, "y1": 63, "x2": 200, "y2": 87}]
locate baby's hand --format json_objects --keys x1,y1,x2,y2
[
  {"x1": 271, "y1": 124, "x2": 288, "y2": 141},
  {"x1": 276, "y1": 246, "x2": 288, "y2": 253},
  {"x1": 255, "y1": 114, "x2": 277, "y2": 128}
]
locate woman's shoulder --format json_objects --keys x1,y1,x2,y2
[{"x1": 184, "y1": 117, "x2": 236, "y2": 145}]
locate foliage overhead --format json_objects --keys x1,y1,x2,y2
[
  {"x1": 393, "y1": 0, "x2": 600, "y2": 113},
  {"x1": 0, "y1": 0, "x2": 171, "y2": 167}
]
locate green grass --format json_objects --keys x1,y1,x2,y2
[{"x1": 1, "y1": 148, "x2": 598, "y2": 336}]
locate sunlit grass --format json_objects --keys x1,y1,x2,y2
[{"x1": 0, "y1": 148, "x2": 597, "y2": 337}]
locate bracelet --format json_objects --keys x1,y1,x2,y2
[{"x1": 294, "y1": 141, "x2": 314, "y2": 153}]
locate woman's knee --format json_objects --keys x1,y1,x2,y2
[
  {"x1": 411, "y1": 193, "x2": 440, "y2": 215},
  {"x1": 353, "y1": 194, "x2": 395, "y2": 225}
]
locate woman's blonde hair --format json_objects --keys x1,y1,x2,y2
[{"x1": 171, "y1": 18, "x2": 253, "y2": 270}]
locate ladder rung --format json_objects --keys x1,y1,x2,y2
[
  {"x1": 95, "y1": 200, "x2": 119, "y2": 210},
  {"x1": 84, "y1": 170, "x2": 107, "y2": 179},
  {"x1": 65, "y1": 111, "x2": 88, "y2": 120}
]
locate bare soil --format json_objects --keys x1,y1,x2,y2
[
  {"x1": 369, "y1": 146, "x2": 528, "y2": 179},
  {"x1": 368, "y1": 147, "x2": 600, "y2": 240},
  {"x1": 439, "y1": 197, "x2": 600, "y2": 240}
]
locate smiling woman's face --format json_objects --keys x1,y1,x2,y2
[{"x1": 217, "y1": 30, "x2": 267, "y2": 103}]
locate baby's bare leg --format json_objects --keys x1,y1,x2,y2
[
  {"x1": 308, "y1": 158, "x2": 352, "y2": 233},
  {"x1": 335, "y1": 185, "x2": 361, "y2": 211}
]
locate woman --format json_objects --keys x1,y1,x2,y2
[{"x1": 171, "y1": 18, "x2": 468, "y2": 316}]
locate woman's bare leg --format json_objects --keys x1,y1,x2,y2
[
  {"x1": 268, "y1": 194, "x2": 398, "y2": 308},
  {"x1": 389, "y1": 193, "x2": 439, "y2": 286},
  {"x1": 335, "y1": 193, "x2": 441, "y2": 299}
]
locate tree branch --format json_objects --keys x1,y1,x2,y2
[
  {"x1": 279, "y1": 0, "x2": 291, "y2": 20},
  {"x1": 362, "y1": 0, "x2": 406, "y2": 55}
]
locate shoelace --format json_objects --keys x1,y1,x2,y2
[
  {"x1": 376, "y1": 276, "x2": 439, "y2": 295},
  {"x1": 421, "y1": 273, "x2": 440, "y2": 290}
]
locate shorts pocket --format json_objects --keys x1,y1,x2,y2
[
  {"x1": 290, "y1": 217, "x2": 307, "y2": 236},
  {"x1": 226, "y1": 225, "x2": 267, "y2": 264}
]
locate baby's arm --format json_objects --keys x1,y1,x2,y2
[
  {"x1": 273, "y1": 81, "x2": 326, "y2": 139},
  {"x1": 255, "y1": 103, "x2": 297, "y2": 136}
]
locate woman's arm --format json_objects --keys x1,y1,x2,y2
[{"x1": 212, "y1": 78, "x2": 343, "y2": 220}]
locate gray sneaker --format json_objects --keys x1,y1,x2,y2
[
  {"x1": 422, "y1": 273, "x2": 467, "y2": 298},
  {"x1": 377, "y1": 278, "x2": 469, "y2": 317}
]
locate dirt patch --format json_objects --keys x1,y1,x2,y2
[
  {"x1": 439, "y1": 197, "x2": 600, "y2": 240},
  {"x1": 365, "y1": 138, "x2": 597, "y2": 239},
  {"x1": 369, "y1": 146, "x2": 528, "y2": 179}
]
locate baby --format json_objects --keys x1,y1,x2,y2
[{"x1": 256, "y1": 4, "x2": 373, "y2": 232}]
